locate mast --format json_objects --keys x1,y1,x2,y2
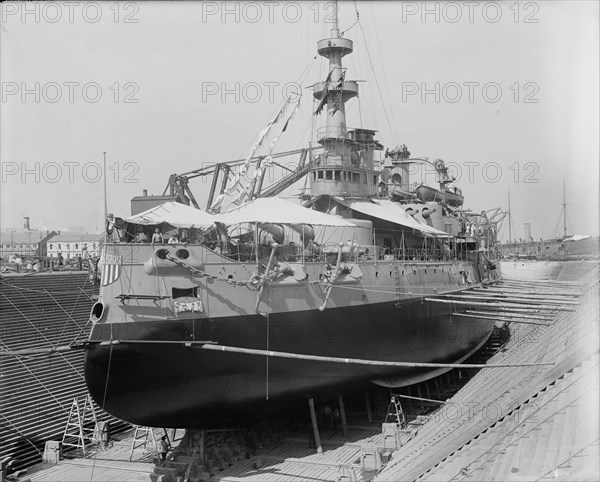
[
  {"x1": 562, "y1": 178, "x2": 567, "y2": 237},
  {"x1": 314, "y1": 0, "x2": 356, "y2": 139},
  {"x1": 507, "y1": 189, "x2": 512, "y2": 243},
  {"x1": 310, "y1": 1, "x2": 380, "y2": 199}
]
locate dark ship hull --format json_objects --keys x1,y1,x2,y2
[{"x1": 85, "y1": 294, "x2": 492, "y2": 427}]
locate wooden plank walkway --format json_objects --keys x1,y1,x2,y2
[
  {"x1": 24, "y1": 423, "x2": 386, "y2": 482},
  {"x1": 211, "y1": 427, "x2": 384, "y2": 482},
  {"x1": 26, "y1": 429, "x2": 155, "y2": 482}
]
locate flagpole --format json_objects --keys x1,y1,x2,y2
[
  {"x1": 103, "y1": 152, "x2": 108, "y2": 223},
  {"x1": 100, "y1": 152, "x2": 108, "y2": 285}
]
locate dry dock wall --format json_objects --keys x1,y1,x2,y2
[
  {"x1": 0, "y1": 272, "x2": 128, "y2": 468},
  {"x1": 375, "y1": 267, "x2": 599, "y2": 481}
]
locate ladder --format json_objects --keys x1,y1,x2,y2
[
  {"x1": 61, "y1": 395, "x2": 99, "y2": 458},
  {"x1": 129, "y1": 426, "x2": 171, "y2": 462},
  {"x1": 384, "y1": 395, "x2": 407, "y2": 428}
]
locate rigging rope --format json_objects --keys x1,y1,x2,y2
[
  {"x1": 356, "y1": 7, "x2": 398, "y2": 146},
  {"x1": 340, "y1": 5, "x2": 359, "y2": 37}
]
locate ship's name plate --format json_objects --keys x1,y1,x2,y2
[
  {"x1": 103, "y1": 253, "x2": 122, "y2": 264},
  {"x1": 174, "y1": 299, "x2": 204, "y2": 313}
]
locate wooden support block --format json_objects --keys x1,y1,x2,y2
[
  {"x1": 43, "y1": 441, "x2": 62, "y2": 463},
  {"x1": 382, "y1": 423, "x2": 399, "y2": 450}
]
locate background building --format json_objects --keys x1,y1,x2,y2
[
  {"x1": 0, "y1": 230, "x2": 56, "y2": 260},
  {"x1": 46, "y1": 233, "x2": 103, "y2": 259}
]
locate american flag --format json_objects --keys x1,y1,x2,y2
[{"x1": 101, "y1": 254, "x2": 122, "y2": 286}]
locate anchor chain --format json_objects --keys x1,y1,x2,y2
[
  {"x1": 319, "y1": 244, "x2": 344, "y2": 311},
  {"x1": 164, "y1": 253, "x2": 258, "y2": 290}
]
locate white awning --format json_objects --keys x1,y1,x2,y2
[
  {"x1": 214, "y1": 197, "x2": 356, "y2": 227},
  {"x1": 564, "y1": 234, "x2": 591, "y2": 242},
  {"x1": 340, "y1": 199, "x2": 451, "y2": 237},
  {"x1": 123, "y1": 202, "x2": 215, "y2": 229}
]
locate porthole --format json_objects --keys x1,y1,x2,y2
[
  {"x1": 176, "y1": 249, "x2": 190, "y2": 260},
  {"x1": 91, "y1": 302, "x2": 105, "y2": 321}
]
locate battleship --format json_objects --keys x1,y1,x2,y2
[{"x1": 84, "y1": 5, "x2": 503, "y2": 428}]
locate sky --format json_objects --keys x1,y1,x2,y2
[{"x1": 1, "y1": 1, "x2": 598, "y2": 241}]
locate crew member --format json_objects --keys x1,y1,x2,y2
[
  {"x1": 158, "y1": 436, "x2": 168, "y2": 463},
  {"x1": 151, "y1": 228, "x2": 163, "y2": 244}
]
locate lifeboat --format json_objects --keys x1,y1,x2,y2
[{"x1": 416, "y1": 184, "x2": 464, "y2": 207}]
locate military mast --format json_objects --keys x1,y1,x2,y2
[{"x1": 310, "y1": 1, "x2": 380, "y2": 199}]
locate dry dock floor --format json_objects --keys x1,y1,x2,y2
[
  {"x1": 25, "y1": 424, "x2": 385, "y2": 482},
  {"x1": 26, "y1": 432, "x2": 154, "y2": 482}
]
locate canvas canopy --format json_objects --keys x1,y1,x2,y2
[
  {"x1": 340, "y1": 199, "x2": 451, "y2": 237},
  {"x1": 123, "y1": 202, "x2": 215, "y2": 229},
  {"x1": 214, "y1": 197, "x2": 356, "y2": 227}
]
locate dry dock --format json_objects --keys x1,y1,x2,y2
[{"x1": 11, "y1": 264, "x2": 600, "y2": 482}]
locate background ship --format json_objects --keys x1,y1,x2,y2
[
  {"x1": 499, "y1": 183, "x2": 599, "y2": 280},
  {"x1": 84, "y1": 4, "x2": 504, "y2": 428}
]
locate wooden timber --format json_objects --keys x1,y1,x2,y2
[
  {"x1": 453, "y1": 312, "x2": 551, "y2": 326},
  {"x1": 424, "y1": 297, "x2": 575, "y2": 312},
  {"x1": 441, "y1": 293, "x2": 580, "y2": 305},
  {"x1": 465, "y1": 310, "x2": 553, "y2": 321}
]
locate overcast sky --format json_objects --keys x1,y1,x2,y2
[{"x1": 1, "y1": 1, "x2": 598, "y2": 241}]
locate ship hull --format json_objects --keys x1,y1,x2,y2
[
  {"x1": 499, "y1": 260, "x2": 564, "y2": 281},
  {"x1": 85, "y1": 297, "x2": 493, "y2": 427}
]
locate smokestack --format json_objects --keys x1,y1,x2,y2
[
  {"x1": 23, "y1": 217, "x2": 30, "y2": 231},
  {"x1": 524, "y1": 223, "x2": 532, "y2": 241},
  {"x1": 143, "y1": 189, "x2": 148, "y2": 196}
]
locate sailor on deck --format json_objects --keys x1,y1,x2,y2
[{"x1": 151, "y1": 228, "x2": 163, "y2": 244}]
